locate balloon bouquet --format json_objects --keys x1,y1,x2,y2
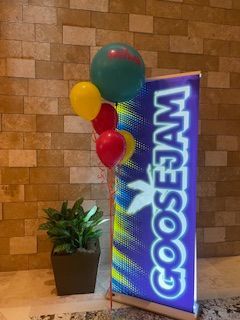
[
  {"x1": 70, "y1": 43, "x2": 145, "y2": 168},
  {"x1": 70, "y1": 43, "x2": 145, "y2": 307}
]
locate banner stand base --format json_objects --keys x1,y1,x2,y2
[{"x1": 106, "y1": 290, "x2": 199, "y2": 320}]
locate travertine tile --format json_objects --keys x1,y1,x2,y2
[
  {"x1": 0, "y1": 59, "x2": 6, "y2": 76},
  {"x1": 210, "y1": 0, "x2": 232, "y2": 9},
  {"x1": 2, "y1": 114, "x2": 36, "y2": 132},
  {"x1": 50, "y1": 44, "x2": 89, "y2": 63},
  {"x1": 29, "y1": 79, "x2": 68, "y2": 97},
  {"x1": 146, "y1": 0, "x2": 181, "y2": 18},
  {"x1": 0, "y1": 150, "x2": 9, "y2": 167},
  {"x1": 217, "y1": 136, "x2": 238, "y2": 151},
  {"x1": 205, "y1": 151, "x2": 227, "y2": 166},
  {"x1": 0, "y1": 3, "x2": 22, "y2": 22},
  {"x1": 24, "y1": 97, "x2": 58, "y2": 115},
  {"x1": 225, "y1": 197, "x2": 240, "y2": 210},
  {"x1": 7, "y1": 56, "x2": 34, "y2": 78},
  {"x1": 23, "y1": 5, "x2": 57, "y2": 24},
  {"x1": 37, "y1": 234, "x2": 52, "y2": 252},
  {"x1": 36, "y1": 24, "x2": 62, "y2": 43},
  {"x1": 70, "y1": 0, "x2": 108, "y2": 12},
  {"x1": 204, "y1": 39, "x2": 230, "y2": 56},
  {"x1": 28, "y1": 252, "x2": 51, "y2": 269},
  {"x1": 137, "y1": 51, "x2": 157, "y2": 68},
  {"x1": 63, "y1": 63, "x2": 89, "y2": 80},
  {"x1": 91, "y1": 12, "x2": 129, "y2": 31},
  {"x1": 198, "y1": 182, "x2": 216, "y2": 197},
  {"x1": 0, "y1": 254, "x2": 28, "y2": 271},
  {"x1": 64, "y1": 116, "x2": 92, "y2": 133},
  {"x1": 217, "y1": 181, "x2": 240, "y2": 196},
  {"x1": 22, "y1": 42, "x2": 50, "y2": 61},
  {"x1": 215, "y1": 211, "x2": 236, "y2": 227},
  {"x1": 57, "y1": 8, "x2": 90, "y2": 27},
  {"x1": 189, "y1": 21, "x2": 240, "y2": 42},
  {"x1": 200, "y1": 197, "x2": 225, "y2": 213},
  {"x1": 36, "y1": 115, "x2": 63, "y2": 132},
  {"x1": 25, "y1": 184, "x2": 58, "y2": 201},
  {"x1": 1, "y1": 168, "x2": 29, "y2": 185},
  {"x1": 36, "y1": 61, "x2": 63, "y2": 80},
  {"x1": 37, "y1": 200, "x2": 62, "y2": 217},
  {"x1": 0, "y1": 132, "x2": 23, "y2": 149},
  {"x1": 225, "y1": 226, "x2": 240, "y2": 241},
  {"x1": 134, "y1": 33, "x2": 169, "y2": 51},
  {"x1": 24, "y1": 133, "x2": 51, "y2": 149},
  {"x1": 0, "y1": 78, "x2": 28, "y2": 95},
  {"x1": 220, "y1": 57, "x2": 240, "y2": 73},
  {"x1": 63, "y1": 26, "x2": 96, "y2": 46},
  {"x1": 59, "y1": 183, "x2": 91, "y2": 200},
  {"x1": 231, "y1": 73, "x2": 240, "y2": 88},
  {"x1": 204, "y1": 227, "x2": 225, "y2": 243},
  {"x1": 64, "y1": 150, "x2": 90, "y2": 166},
  {"x1": 91, "y1": 184, "x2": 108, "y2": 199},
  {"x1": 0, "y1": 238, "x2": 9, "y2": 254},
  {"x1": 0, "y1": 39, "x2": 22, "y2": 58},
  {"x1": 208, "y1": 71, "x2": 230, "y2": 88},
  {"x1": 58, "y1": 97, "x2": 74, "y2": 115},
  {"x1": 30, "y1": 167, "x2": 69, "y2": 184},
  {"x1": 9, "y1": 150, "x2": 37, "y2": 167},
  {"x1": 3, "y1": 202, "x2": 37, "y2": 220},
  {"x1": 225, "y1": 8, "x2": 240, "y2": 26},
  {"x1": 228, "y1": 152, "x2": 240, "y2": 166},
  {"x1": 25, "y1": 218, "x2": 45, "y2": 236},
  {"x1": 170, "y1": 36, "x2": 203, "y2": 54},
  {"x1": 51, "y1": 133, "x2": 91, "y2": 150},
  {"x1": 110, "y1": 0, "x2": 146, "y2": 14},
  {"x1": 1, "y1": 22, "x2": 35, "y2": 41},
  {"x1": 129, "y1": 14, "x2": 153, "y2": 33},
  {"x1": 96, "y1": 29, "x2": 134, "y2": 46},
  {"x1": 37, "y1": 150, "x2": 64, "y2": 167},
  {"x1": 154, "y1": 17, "x2": 188, "y2": 35},
  {"x1": 10, "y1": 236, "x2": 37, "y2": 254},
  {"x1": 151, "y1": 68, "x2": 180, "y2": 76},
  {"x1": 29, "y1": 0, "x2": 69, "y2": 6},
  {"x1": 183, "y1": 3, "x2": 225, "y2": 24},
  {"x1": 70, "y1": 167, "x2": 107, "y2": 184},
  {"x1": 233, "y1": 0, "x2": 240, "y2": 9},
  {"x1": 0, "y1": 219, "x2": 24, "y2": 237}
]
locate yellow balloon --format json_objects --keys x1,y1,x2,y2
[
  {"x1": 119, "y1": 130, "x2": 136, "y2": 164},
  {"x1": 70, "y1": 82, "x2": 101, "y2": 121}
]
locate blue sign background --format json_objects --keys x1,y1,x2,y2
[{"x1": 112, "y1": 74, "x2": 200, "y2": 313}]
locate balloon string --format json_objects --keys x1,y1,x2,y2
[
  {"x1": 107, "y1": 168, "x2": 115, "y2": 310},
  {"x1": 92, "y1": 129, "x2": 107, "y2": 184}
]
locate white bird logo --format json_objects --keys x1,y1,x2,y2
[{"x1": 127, "y1": 165, "x2": 156, "y2": 215}]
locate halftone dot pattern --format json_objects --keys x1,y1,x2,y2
[{"x1": 112, "y1": 84, "x2": 151, "y2": 298}]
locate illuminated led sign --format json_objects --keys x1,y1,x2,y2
[{"x1": 113, "y1": 73, "x2": 200, "y2": 315}]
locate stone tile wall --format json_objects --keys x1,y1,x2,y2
[{"x1": 0, "y1": 0, "x2": 240, "y2": 271}]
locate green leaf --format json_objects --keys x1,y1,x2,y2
[
  {"x1": 39, "y1": 198, "x2": 106, "y2": 251},
  {"x1": 39, "y1": 222, "x2": 54, "y2": 230},
  {"x1": 61, "y1": 201, "x2": 68, "y2": 217},
  {"x1": 53, "y1": 243, "x2": 74, "y2": 254},
  {"x1": 84, "y1": 205, "x2": 97, "y2": 222},
  {"x1": 96, "y1": 218, "x2": 109, "y2": 226},
  {"x1": 43, "y1": 208, "x2": 62, "y2": 221}
]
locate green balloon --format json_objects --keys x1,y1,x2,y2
[{"x1": 90, "y1": 43, "x2": 145, "y2": 103}]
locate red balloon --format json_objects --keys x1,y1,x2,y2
[
  {"x1": 96, "y1": 130, "x2": 126, "y2": 168},
  {"x1": 92, "y1": 103, "x2": 118, "y2": 135}
]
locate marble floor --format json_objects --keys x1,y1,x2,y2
[{"x1": 0, "y1": 256, "x2": 240, "y2": 320}]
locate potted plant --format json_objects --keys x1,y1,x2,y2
[{"x1": 39, "y1": 198, "x2": 108, "y2": 296}]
